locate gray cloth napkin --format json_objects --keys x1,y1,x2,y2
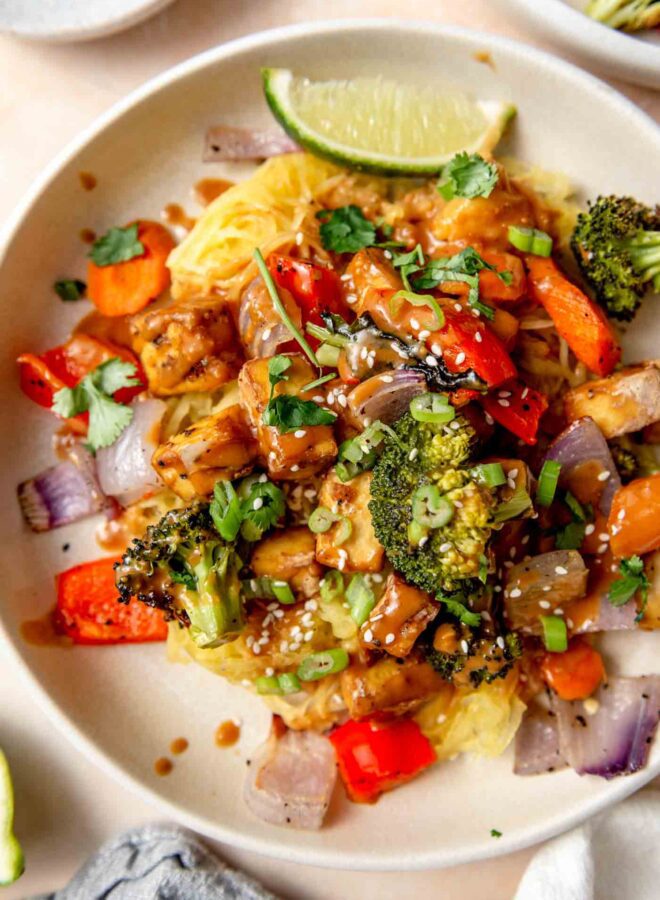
[{"x1": 32, "y1": 823, "x2": 279, "y2": 900}]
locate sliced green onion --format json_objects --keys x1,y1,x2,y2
[
  {"x1": 278, "y1": 672, "x2": 302, "y2": 694},
  {"x1": 408, "y1": 520, "x2": 430, "y2": 546},
  {"x1": 540, "y1": 615, "x2": 568, "y2": 653},
  {"x1": 564, "y1": 491, "x2": 586, "y2": 521},
  {"x1": 412, "y1": 484, "x2": 454, "y2": 529},
  {"x1": 305, "y1": 322, "x2": 348, "y2": 348},
  {"x1": 536, "y1": 460, "x2": 561, "y2": 507},
  {"x1": 320, "y1": 570, "x2": 344, "y2": 603},
  {"x1": 335, "y1": 420, "x2": 394, "y2": 481},
  {"x1": 409, "y1": 393, "x2": 455, "y2": 424},
  {"x1": 255, "y1": 675, "x2": 283, "y2": 695},
  {"x1": 272, "y1": 580, "x2": 296, "y2": 605},
  {"x1": 390, "y1": 290, "x2": 445, "y2": 329},
  {"x1": 335, "y1": 516, "x2": 353, "y2": 545},
  {"x1": 210, "y1": 480, "x2": 242, "y2": 541},
  {"x1": 254, "y1": 248, "x2": 318, "y2": 367},
  {"x1": 472, "y1": 462, "x2": 507, "y2": 487},
  {"x1": 297, "y1": 648, "x2": 349, "y2": 682},
  {"x1": 301, "y1": 372, "x2": 336, "y2": 392},
  {"x1": 346, "y1": 574, "x2": 376, "y2": 627},
  {"x1": 316, "y1": 343, "x2": 341, "y2": 367},
  {"x1": 493, "y1": 487, "x2": 532, "y2": 523},
  {"x1": 508, "y1": 225, "x2": 553, "y2": 258},
  {"x1": 308, "y1": 506, "x2": 339, "y2": 534}
]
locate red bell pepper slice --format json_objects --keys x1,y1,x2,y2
[
  {"x1": 267, "y1": 255, "x2": 349, "y2": 347},
  {"x1": 54, "y1": 557, "x2": 168, "y2": 645},
  {"x1": 329, "y1": 717, "x2": 436, "y2": 803},
  {"x1": 428, "y1": 306, "x2": 517, "y2": 388},
  {"x1": 18, "y1": 334, "x2": 145, "y2": 424},
  {"x1": 525, "y1": 256, "x2": 621, "y2": 377},
  {"x1": 481, "y1": 378, "x2": 549, "y2": 445}
]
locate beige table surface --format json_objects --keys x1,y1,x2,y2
[{"x1": 1, "y1": 2, "x2": 658, "y2": 897}]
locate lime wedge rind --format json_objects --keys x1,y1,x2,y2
[
  {"x1": 263, "y1": 68, "x2": 516, "y2": 176},
  {"x1": 0, "y1": 749, "x2": 24, "y2": 886}
]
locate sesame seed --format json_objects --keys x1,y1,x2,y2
[
  {"x1": 543, "y1": 585, "x2": 551, "y2": 592},
  {"x1": 382, "y1": 374, "x2": 394, "y2": 383},
  {"x1": 385, "y1": 633, "x2": 395, "y2": 645},
  {"x1": 504, "y1": 560, "x2": 514, "y2": 568},
  {"x1": 246, "y1": 635, "x2": 255, "y2": 648},
  {"x1": 384, "y1": 249, "x2": 393, "y2": 260},
  {"x1": 409, "y1": 448, "x2": 419, "y2": 461},
  {"x1": 475, "y1": 332, "x2": 483, "y2": 343},
  {"x1": 555, "y1": 565, "x2": 568, "y2": 575},
  {"x1": 265, "y1": 667, "x2": 274, "y2": 677},
  {"x1": 554, "y1": 608, "x2": 564, "y2": 615},
  {"x1": 539, "y1": 600, "x2": 551, "y2": 609},
  {"x1": 252, "y1": 497, "x2": 264, "y2": 511},
  {"x1": 509, "y1": 546, "x2": 517, "y2": 559},
  {"x1": 617, "y1": 509, "x2": 626, "y2": 521},
  {"x1": 363, "y1": 629, "x2": 374, "y2": 642},
  {"x1": 583, "y1": 698, "x2": 600, "y2": 716},
  {"x1": 521, "y1": 387, "x2": 529, "y2": 399},
  {"x1": 268, "y1": 451, "x2": 276, "y2": 460},
  {"x1": 425, "y1": 355, "x2": 438, "y2": 366},
  {"x1": 410, "y1": 318, "x2": 420, "y2": 330},
  {"x1": 419, "y1": 536, "x2": 429, "y2": 548},
  {"x1": 312, "y1": 395, "x2": 324, "y2": 404},
  {"x1": 304, "y1": 630, "x2": 314, "y2": 642},
  {"x1": 496, "y1": 636, "x2": 505, "y2": 649},
  {"x1": 598, "y1": 533, "x2": 610, "y2": 542},
  {"x1": 372, "y1": 573, "x2": 383, "y2": 583},
  {"x1": 289, "y1": 641, "x2": 300, "y2": 652},
  {"x1": 253, "y1": 644, "x2": 261, "y2": 655},
  {"x1": 294, "y1": 429, "x2": 306, "y2": 438},
  {"x1": 340, "y1": 273, "x2": 352, "y2": 282},
  {"x1": 597, "y1": 544, "x2": 609, "y2": 555},
  {"x1": 460, "y1": 640, "x2": 469, "y2": 654},
  {"x1": 436, "y1": 713, "x2": 447, "y2": 724},
  {"x1": 498, "y1": 398, "x2": 510, "y2": 408},
  {"x1": 242, "y1": 679, "x2": 252, "y2": 687},
  {"x1": 439, "y1": 541, "x2": 452, "y2": 553},
  {"x1": 494, "y1": 585, "x2": 502, "y2": 593},
  {"x1": 597, "y1": 470, "x2": 611, "y2": 482},
  {"x1": 454, "y1": 303, "x2": 463, "y2": 312},
  {"x1": 259, "y1": 635, "x2": 269, "y2": 645},
  {"x1": 498, "y1": 390, "x2": 512, "y2": 398},
  {"x1": 485, "y1": 412, "x2": 494, "y2": 426},
  {"x1": 337, "y1": 394, "x2": 348, "y2": 408},
  {"x1": 273, "y1": 609, "x2": 284, "y2": 619},
  {"x1": 455, "y1": 351, "x2": 466, "y2": 366},
  {"x1": 367, "y1": 356, "x2": 375, "y2": 368},
  {"x1": 295, "y1": 232, "x2": 304, "y2": 246},
  {"x1": 567, "y1": 618, "x2": 574, "y2": 628},
  {"x1": 509, "y1": 587, "x2": 522, "y2": 598},
  {"x1": 266, "y1": 602, "x2": 278, "y2": 612},
  {"x1": 304, "y1": 600, "x2": 318, "y2": 611},
  {"x1": 419, "y1": 330, "x2": 431, "y2": 340},
  {"x1": 585, "y1": 524, "x2": 596, "y2": 536},
  {"x1": 262, "y1": 328, "x2": 272, "y2": 341},
  {"x1": 431, "y1": 343, "x2": 443, "y2": 356}
]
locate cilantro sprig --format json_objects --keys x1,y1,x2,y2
[
  {"x1": 53, "y1": 279, "x2": 86, "y2": 301},
  {"x1": 438, "y1": 153, "x2": 499, "y2": 201},
  {"x1": 316, "y1": 205, "x2": 405, "y2": 255},
  {"x1": 89, "y1": 224, "x2": 144, "y2": 267},
  {"x1": 555, "y1": 491, "x2": 591, "y2": 551},
  {"x1": 52, "y1": 357, "x2": 140, "y2": 452},
  {"x1": 210, "y1": 476, "x2": 285, "y2": 543},
  {"x1": 438, "y1": 592, "x2": 482, "y2": 628},
  {"x1": 608, "y1": 555, "x2": 649, "y2": 620},
  {"x1": 262, "y1": 355, "x2": 337, "y2": 434}
]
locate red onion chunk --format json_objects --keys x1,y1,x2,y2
[
  {"x1": 204, "y1": 126, "x2": 299, "y2": 162},
  {"x1": 238, "y1": 277, "x2": 292, "y2": 358},
  {"x1": 575, "y1": 595, "x2": 638, "y2": 634},
  {"x1": 18, "y1": 448, "x2": 106, "y2": 533},
  {"x1": 544, "y1": 417, "x2": 621, "y2": 516},
  {"x1": 244, "y1": 728, "x2": 337, "y2": 829},
  {"x1": 348, "y1": 370, "x2": 427, "y2": 427},
  {"x1": 96, "y1": 399, "x2": 166, "y2": 506},
  {"x1": 553, "y1": 676, "x2": 660, "y2": 779},
  {"x1": 514, "y1": 704, "x2": 566, "y2": 776}
]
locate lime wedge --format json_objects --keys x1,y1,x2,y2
[
  {"x1": 262, "y1": 69, "x2": 515, "y2": 176},
  {"x1": 0, "y1": 749, "x2": 23, "y2": 886}
]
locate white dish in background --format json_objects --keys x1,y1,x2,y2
[
  {"x1": 497, "y1": 0, "x2": 660, "y2": 89},
  {"x1": 0, "y1": 0, "x2": 175, "y2": 43},
  {"x1": 0, "y1": 20, "x2": 659, "y2": 871}
]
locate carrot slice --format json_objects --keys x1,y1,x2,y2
[
  {"x1": 541, "y1": 637, "x2": 605, "y2": 701},
  {"x1": 87, "y1": 220, "x2": 174, "y2": 317},
  {"x1": 608, "y1": 474, "x2": 660, "y2": 559}
]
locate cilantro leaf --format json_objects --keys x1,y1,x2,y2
[
  {"x1": 262, "y1": 395, "x2": 337, "y2": 433},
  {"x1": 490, "y1": 829, "x2": 503, "y2": 839},
  {"x1": 53, "y1": 279, "x2": 86, "y2": 301},
  {"x1": 241, "y1": 481, "x2": 286, "y2": 538},
  {"x1": 438, "y1": 153, "x2": 499, "y2": 200},
  {"x1": 317, "y1": 205, "x2": 377, "y2": 254},
  {"x1": 555, "y1": 521, "x2": 586, "y2": 550},
  {"x1": 438, "y1": 593, "x2": 482, "y2": 627},
  {"x1": 89, "y1": 224, "x2": 144, "y2": 267},
  {"x1": 607, "y1": 555, "x2": 649, "y2": 615},
  {"x1": 51, "y1": 356, "x2": 139, "y2": 452},
  {"x1": 268, "y1": 355, "x2": 292, "y2": 388}
]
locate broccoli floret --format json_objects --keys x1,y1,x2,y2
[
  {"x1": 610, "y1": 443, "x2": 639, "y2": 484},
  {"x1": 424, "y1": 623, "x2": 521, "y2": 687},
  {"x1": 115, "y1": 504, "x2": 243, "y2": 648},
  {"x1": 586, "y1": 0, "x2": 660, "y2": 32},
  {"x1": 571, "y1": 195, "x2": 660, "y2": 321},
  {"x1": 369, "y1": 413, "x2": 495, "y2": 594}
]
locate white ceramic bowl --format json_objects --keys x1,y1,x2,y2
[
  {"x1": 1, "y1": 20, "x2": 659, "y2": 871},
  {"x1": 498, "y1": 0, "x2": 660, "y2": 89},
  {"x1": 0, "y1": 0, "x2": 176, "y2": 42}
]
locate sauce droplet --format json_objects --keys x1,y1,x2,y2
[
  {"x1": 161, "y1": 203, "x2": 196, "y2": 232},
  {"x1": 170, "y1": 737, "x2": 189, "y2": 755},
  {"x1": 80, "y1": 227, "x2": 96, "y2": 244},
  {"x1": 215, "y1": 720, "x2": 241, "y2": 748},
  {"x1": 20, "y1": 612, "x2": 71, "y2": 647},
  {"x1": 473, "y1": 50, "x2": 494, "y2": 68},
  {"x1": 193, "y1": 178, "x2": 234, "y2": 207},
  {"x1": 154, "y1": 757, "x2": 173, "y2": 776},
  {"x1": 79, "y1": 171, "x2": 97, "y2": 191}
]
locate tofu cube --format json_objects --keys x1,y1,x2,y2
[
  {"x1": 359, "y1": 573, "x2": 439, "y2": 657},
  {"x1": 565, "y1": 362, "x2": 660, "y2": 438},
  {"x1": 315, "y1": 470, "x2": 384, "y2": 573}
]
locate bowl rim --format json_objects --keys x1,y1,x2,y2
[
  {"x1": 1, "y1": 18, "x2": 659, "y2": 871},
  {"x1": 500, "y1": 0, "x2": 660, "y2": 89}
]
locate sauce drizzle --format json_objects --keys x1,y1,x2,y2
[
  {"x1": 170, "y1": 737, "x2": 189, "y2": 755},
  {"x1": 215, "y1": 720, "x2": 241, "y2": 747},
  {"x1": 193, "y1": 178, "x2": 234, "y2": 207},
  {"x1": 79, "y1": 171, "x2": 97, "y2": 191},
  {"x1": 80, "y1": 228, "x2": 96, "y2": 244},
  {"x1": 161, "y1": 203, "x2": 196, "y2": 232},
  {"x1": 154, "y1": 757, "x2": 173, "y2": 776}
]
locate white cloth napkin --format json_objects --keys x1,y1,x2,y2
[{"x1": 515, "y1": 780, "x2": 660, "y2": 900}]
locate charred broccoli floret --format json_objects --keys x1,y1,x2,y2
[
  {"x1": 571, "y1": 195, "x2": 660, "y2": 321},
  {"x1": 424, "y1": 622, "x2": 521, "y2": 688},
  {"x1": 369, "y1": 412, "x2": 495, "y2": 594},
  {"x1": 115, "y1": 504, "x2": 243, "y2": 649},
  {"x1": 610, "y1": 443, "x2": 639, "y2": 484},
  {"x1": 586, "y1": 0, "x2": 660, "y2": 32}
]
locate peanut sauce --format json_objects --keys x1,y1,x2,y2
[
  {"x1": 215, "y1": 720, "x2": 240, "y2": 747},
  {"x1": 79, "y1": 171, "x2": 97, "y2": 191},
  {"x1": 80, "y1": 228, "x2": 96, "y2": 244},
  {"x1": 20, "y1": 611, "x2": 71, "y2": 647},
  {"x1": 96, "y1": 518, "x2": 132, "y2": 554},
  {"x1": 74, "y1": 309, "x2": 134, "y2": 349},
  {"x1": 170, "y1": 737, "x2": 189, "y2": 755},
  {"x1": 473, "y1": 50, "x2": 494, "y2": 68},
  {"x1": 193, "y1": 178, "x2": 234, "y2": 207},
  {"x1": 154, "y1": 757, "x2": 173, "y2": 776},
  {"x1": 161, "y1": 203, "x2": 196, "y2": 232}
]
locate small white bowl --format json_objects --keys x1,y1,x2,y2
[
  {"x1": 0, "y1": 20, "x2": 659, "y2": 871},
  {"x1": 0, "y1": 0, "x2": 175, "y2": 43},
  {"x1": 498, "y1": 0, "x2": 660, "y2": 89}
]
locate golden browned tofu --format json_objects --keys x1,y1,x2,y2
[
  {"x1": 250, "y1": 527, "x2": 323, "y2": 600},
  {"x1": 340, "y1": 656, "x2": 445, "y2": 719},
  {"x1": 360, "y1": 573, "x2": 438, "y2": 657},
  {"x1": 238, "y1": 354, "x2": 337, "y2": 480},
  {"x1": 565, "y1": 362, "x2": 660, "y2": 439},
  {"x1": 130, "y1": 299, "x2": 243, "y2": 395},
  {"x1": 640, "y1": 549, "x2": 660, "y2": 631},
  {"x1": 152, "y1": 403, "x2": 258, "y2": 500},
  {"x1": 315, "y1": 470, "x2": 384, "y2": 573},
  {"x1": 504, "y1": 550, "x2": 588, "y2": 632}
]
